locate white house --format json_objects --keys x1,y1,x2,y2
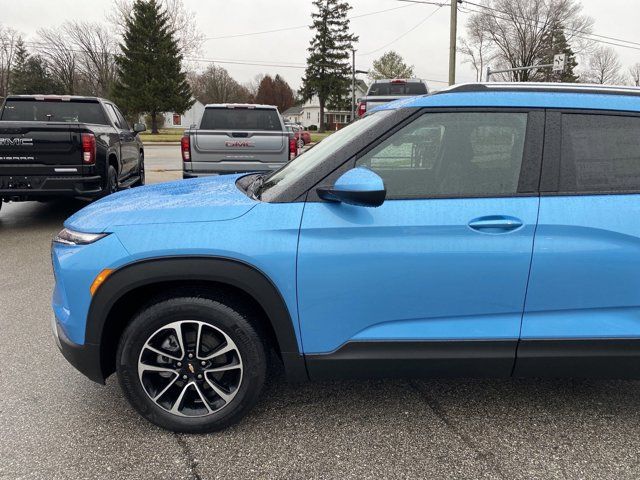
[
  {"x1": 282, "y1": 106, "x2": 303, "y2": 124},
  {"x1": 161, "y1": 99, "x2": 205, "y2": 129},
  {"x1": 295, "y1": 80, "x2": 368, "y2": 130}
]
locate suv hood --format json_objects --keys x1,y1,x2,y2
[{"x1": 65, "y1": 174, "x2": 257, "y2": 232}]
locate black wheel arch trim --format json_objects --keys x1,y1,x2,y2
[{"x1": 87, "y1": 255, "x2": 308, "y2": 382}]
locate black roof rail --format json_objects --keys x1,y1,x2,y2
[{"x1": 433, "y1": 82, "x2": 640, "y2": 98}]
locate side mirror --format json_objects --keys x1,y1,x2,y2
[
  {"x1": 133, "y1": 123, "x2": 146, "y2": 133},
  {"x1": 317, "y1": 167, "x2": 386, "y2": 207}
]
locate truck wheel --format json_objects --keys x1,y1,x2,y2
[
  {"x1": 104, "y1": 165, "x2": 118, "y2": 196},
  {"x1": 297, "y1": 138, "x2": 305, "y2": 150},
  {"x1": 116, "y1": 296, "x2": 267, "y2": 433},
  {"x1": 133, "y1": 153, "x2": 145, "y2": 187}
]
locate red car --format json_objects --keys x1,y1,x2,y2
[{"x1": 287, "y1": 124, "x2": 311, "y2": 149}]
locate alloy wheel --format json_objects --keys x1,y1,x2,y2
[{"x1": 137, "y1": 320, "x2": 243, "y2": 417}]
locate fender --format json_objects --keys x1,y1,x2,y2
[{"x1": 87, "y1": 256, "x2": 308, "y2": 382}]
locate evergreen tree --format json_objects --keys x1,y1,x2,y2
[
  {"x1": 301, "y1": 0, "x2": 358, "y2": 132},
  {"x1": 113, "y1": 0, "x2": 192, "y2": 133},
  {"x1": 538, "y1": 21, "x2": 579, "y2": 83},
  {"x1": 10, "y1": 38, "x2": 63, "y2": 94}
]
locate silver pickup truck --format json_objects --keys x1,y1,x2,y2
[{"x1": 182, "y1": 104, "x2": 293, "y2": 177}]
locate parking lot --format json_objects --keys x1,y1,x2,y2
[{"x1": 1, "y1": 144, "x2": 640, "y2": 480}]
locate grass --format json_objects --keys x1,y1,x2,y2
[
  {"x1": 310, "y1": 132, "x2": 332, "y2": 143},
  {"x1": 140, "y1": 129, "x2": 334, "y2": 144},
  {"x1": 140, "y1": 128, "x2": 184, "y2": 143}
]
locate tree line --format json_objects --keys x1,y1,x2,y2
[
  {"x1": 0, "y1": 0, "x2": 414, "y2": 134},
  {"x1": 0, "y1": 0, "x2": 298, "y2": 133}
]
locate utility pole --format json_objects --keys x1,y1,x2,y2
[
  {"x1": 448, "y1": 0, "x2": 458, "y2": 85},
  {"x1": 351, "y1": 49, "x2": 356, "y2": 122}
]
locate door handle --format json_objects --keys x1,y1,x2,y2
[{"x1": 468, "y1": 216, "x2": 523, "y2": 233}]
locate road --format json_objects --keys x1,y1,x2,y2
[{"x1": 1, "y1": 145, "x2": 640, "y2": 479}]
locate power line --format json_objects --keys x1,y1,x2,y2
[
  {"x1": 360, "y1": 5, "x2": 445, "y2": 56},
  {"x1": 461, "y1": 0, "x2": 640, "y2": 49},
  {"x1": 400, "y1": 0, "x2": 640, "y2": 52},
  {"x1": 203, "y1": 3, "x2": 420, "y2": 41}
]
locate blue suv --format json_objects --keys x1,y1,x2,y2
[{"x1": 52, "y1": 83, "x2": 640, "y2": 432}]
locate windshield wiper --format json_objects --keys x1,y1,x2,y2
[{"x1": 247, "y1": 173, "x2": 265, "y2": 200}]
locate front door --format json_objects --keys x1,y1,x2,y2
[{"x1": 297, "y1": 109, "x2": 544, "y2": 379}]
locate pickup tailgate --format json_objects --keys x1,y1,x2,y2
[
  {"x1": 0, "y1": 122, "x2": 79, "y2": 171},
  {"x1": 365, "y1": 96, "x2": 404, "y2": 110},
  {"x1": 192, "y1": 106, "x2": 286, "y2": 163},
  {"x1": 194, "y1": 130, "x2": 285, "y2": 158}
]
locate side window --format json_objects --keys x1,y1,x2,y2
[
  {"x1": 104, "y1": 104, "x2": 121, "y2": 129},
  {"x1": 356, "y1": 112, "x2": 528, "y2": 199},
  {"x1": 560, "y1": 114, "x2": 640, "y2": 193},
  {"x1": 114, "y1": 106, "x2": 130, "y2": 130}
]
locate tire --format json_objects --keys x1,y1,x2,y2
[
  {"x1": 116, "y1": 295, "x2": 267, "y2": 433},
  {"x1": 297, "y1": 138, "x2": 305, "y2": 150},
  {"x1": 104, "y1": 164, "x2": 118, "y2": 197},
  {"x1": 133, "y1": 152, "x2": 145, "y2": 187}
]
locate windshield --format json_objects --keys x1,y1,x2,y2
[
  {"x1": 1, "y1": 100, "x2": 109, "y2": 124},
  {"x1": 200, "y1": 107, "x2": 281, "y2": 131},
  {"x1": 258, "y1": 110, "x2": 393, "y2": 201}
]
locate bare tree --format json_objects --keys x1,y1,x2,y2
[
  {"x1": 582, "y1": 46, "x2": 624, "y2": 85},
  {"x1": 629, "y1": 63, "x2": 640, "y2": 87},
  {"x1": 188, "y1": 65, "x2": 251, "y2": 104},
  {"x1": 460, "y1": 0, "x2": 593, "y2": 82},
  {"x1": 0, "y1": 25, "x2": 21, "y2": 97},
  {"x1": 244, "y1": 74, "x2": 265, "y2": 101},
  {"x1": 458, "y1": 16, "x2": 495, "y2": 81},
  {"x1": 65, "y1": 21, "x2": 117, "y2": 97},
  {"x1": 35, "y1": 27, "x2": 78, "y2": 94},
  {"x1": 108, "y1": 0, "x2": 203, "y2": 58}
]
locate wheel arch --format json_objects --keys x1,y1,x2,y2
[{"x1": 87, "y1": 256, "x2": 307, "y2": 383}]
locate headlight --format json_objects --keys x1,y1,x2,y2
[{"x1": 53, "y1": 228, "x2": 109, "y2": 246}]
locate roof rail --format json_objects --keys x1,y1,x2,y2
[{"x1": 435, "y1": 82, "x2": 640, "y2": 98}]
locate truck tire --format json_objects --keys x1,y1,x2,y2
[
  {"x1": 133, "y1": 152, "x2": 145, "y2": 187},
  {"x1": 116, "y1": 295, "x2": 267, "y2": 433},
  {"x1": 104, "y1": 165, "x2": 118, "y2": 197}
]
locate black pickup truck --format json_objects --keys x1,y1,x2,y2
[{"x1": 0, "y1": 95, "x2": 146, "y2": 212}]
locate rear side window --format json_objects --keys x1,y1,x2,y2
[
  {"x1": 200, "y1": 108, "x2": 281, "y2": 131},
  {"x1": 560, "y1": 114, "x2": 640, "y2": 193},
  {"x1": 356, "y1": 112, "x2": 528, "y2": 199},
  {"x1": 368, "y1": 82, "x2": 428, "y2": 96},
  {"x1": 0, "y1": 100, "x2": 108, "y2": 125}
]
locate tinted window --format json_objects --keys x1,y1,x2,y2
[
  {"x1": 200, "y1": 108, "x2": 281, "y2": 131},
  {"x1": 1, "y1": 100, "x2": 108, "y2": 125},
  {"x1": 356, "y1": 112, "x2": 528, "y2": 199},
  {"x1": 560, "y1": 114, "x2": 640, "y2": 193},
  {"x1": 113, "y1": 105, "x2": 130, "y2": 130},
  {"x1": 105, "y1": 104, "x2": 121, "y2": 128},
  {"x1": 368, "y1": 82, "x2": 428, "y2": 96}
]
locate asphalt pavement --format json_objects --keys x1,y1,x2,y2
[{"x1": 2, "y1": 145, "x2": 640, "y2": 479}]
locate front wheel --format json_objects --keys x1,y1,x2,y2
[{"x1": 116, "y1": 296, "x2": 267, "y2": 433}]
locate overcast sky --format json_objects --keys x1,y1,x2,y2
[{"x1": 4, "y1": 0, "x2": 639, "y2": 90}]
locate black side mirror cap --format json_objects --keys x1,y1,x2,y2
[{"x1": 316, "y1": 186, "x2": 386, "y2": 207}]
